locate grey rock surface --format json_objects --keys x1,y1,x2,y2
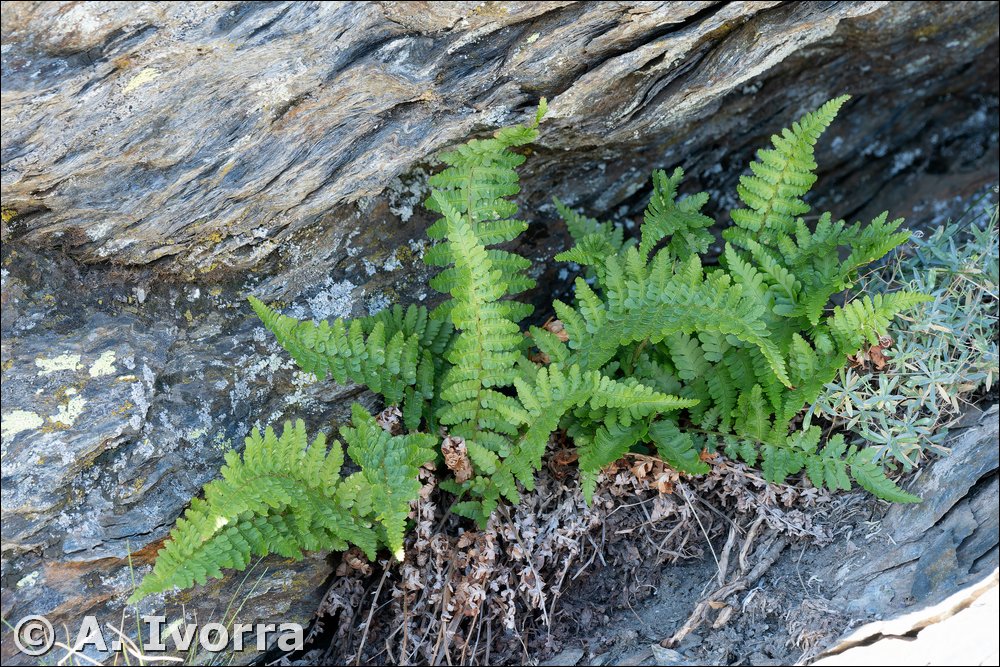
[
  {"x1": 833, "y1": 406, "x2": 999, "y2": 613},
  {"x1": 3, "y1": 2, "x2": 999, "y2": 275},
  {"x1": 2, "y1": 1, "x2": 999, "y2": 664}
]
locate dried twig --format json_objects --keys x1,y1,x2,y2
[
  {"x1": 663, "y1": 534, "x2": 789, "y2": 648},
  {"x1": 355, "y1": 565, "x2": 390, "y2": 666}
]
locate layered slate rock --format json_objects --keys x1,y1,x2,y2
[{"x1": 1, "y1": 1, "x2": 998, "y2": 664}]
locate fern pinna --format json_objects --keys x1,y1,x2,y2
[{"x1": 135, "y1": 95, "x2": 925, "y2": 600}]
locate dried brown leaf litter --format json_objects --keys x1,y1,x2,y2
[{"x1": 283, "y1": 438, "x2": 844, "y2": 666}]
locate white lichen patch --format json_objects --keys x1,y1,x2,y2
[
  {"x1": 185, "y1": 405, "x2": 213, "y2": 442},
  {"x1": 16, "y1": 571, "x2": 40, "y2": 589},
  {"x1": 345, "y1": 227, "x2": 363, "y2": 257},
  {"x1": 85, "y1": 221, "x2": 115, "y2": 241},
  {"x1": 891, "y1": 148, "x2": 922, "y2": 176},
  {"x1": 365, "y1": 292, "x2": 391, "y2": 315},
  {"x1": 230, "y1": 350, "x2": 292, "y2": 407},
  {"x1": 408, "y1": 238, "x2": 426, "y2": 255},
  {"x1": 1, "y1": 410, "x2": 45, "y2": 443},
  {"x1": 35, "y1": 353, "x2": 82, "y2": 375},
  {"x1": 287, "y1": 277, "x2": 357, "y2": 321},
  {"x1": 50, "y1": 390, "x2": 87, "y2": 427},
  {"x1": 50, "y1": 3, "x2": 104, "y2": 43},
  {"x1": 121, "y1": 353, "x2": 136, "y2": 370},
  {"x1": 211, "y1": 432, "x2": 233, "y2": 453},
  {"x1": 387, "y1": 167, "x2": 431, "y2": 222},
  {"x1": 97, "y1": 237, "x2": 138, "y2": 258},
  {"x1": 284, "y1": 370, "x2": 320, "y2": 410},
  {"x1": 89, "y1": 350, "x2": 118, "y2": 377},
  {"x1": 186, "y1": 426, "x2": 209, "y2": 441},
  {"x1": 126, "y1": 364, "x2": 157, "y2": 430},
  {"x1": 383, "y1": 254, "x2": 402, "y2": 272}
]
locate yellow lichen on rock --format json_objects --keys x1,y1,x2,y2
[
  {"x1": 88, "y1": 350, "x2": 118, "y2": 377},
  {"x1": 122, "y1": 67, "x2": 161, "y2": 94},
  {"x1": 35, "y1": 354, "x2": 83, "y2": 375},
  {"x1": 1, "y1": 409, "x2": 45, "y2": 444}
]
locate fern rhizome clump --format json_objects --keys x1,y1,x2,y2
[{"x1": 132, "y1": 95, "x2": 930, "y2": 602}]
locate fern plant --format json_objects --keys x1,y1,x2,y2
[
  {"x1": 135, "y1": 95, "x2": 928, "y2": 601},
  {"x1": 548, "y1": 97, "x2": 927, "y2": 503}
]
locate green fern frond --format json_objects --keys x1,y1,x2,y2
[
  {"x1": 133, "y1": 407, "x2": 434, "y2": 601},
  {"x1": 729, "y1": 95, "x2": 849, "y2": 238},
  {"x1": 555, "y1": 232, "x2": 622, "y2": 279},
  {"x1": 760, "y1": 440, "x2": 806, "y2": 484},
  {"x1": 639, "y1": 168, "x2": 714, "y2": 262},
  {"x1": 736, "y1": 384, "x2": 772, "y2": 442},
  {"x1": 424, "y1": 100, "x2": 547, "y2": 308},
  {"x1": 424, "y1": 103, "x2": 550, "y2": 483},
  {"x1": 563, "y1": 259, "x2": 792, "y2": 388},
  {"x1": 849, "y1": 447, "x2": 921, "y2": 503},
  {"x1": 432, "y1": 195, "x2": 524, "y2": 445},
  {"x1": 804, "y1": 433, "x2": 852, "y2": 491},
  {"x1": 829, "y1": 291, "x2": 932, "y2": 352},
  {"x1": 843, "y1": 212, "x2": 911, "y2": 271},
  {"x1": 529, "y1": 325, "x2": 571, "y2": 365},
  {"x1": 364, "y1": 303, "x2": 456, "y2": 357},
  {"x1": 554, "y1": 197, "x2": 628, "y2": 251},
  {"x1": 341, "y1": 404, "x2": 436, "y2": 559},
  {"x1": 249, "y1": 296, "x2": 447, "y2": 409},
  {"x1": 502, "y1": 363, "x2": 696, "y2": 501},
  {"x1": 553, "y1": 197, "x2": 633, "y2": 283},
  {"x1": 131, "y1": 420, "x2": 372, "y2": 601},
  {"x1": 666, "y1": 332, "x2": 710, "y2": 381},
  {"x1": 647, "y1": 419, "x2": 711, "y2": 475},
  {"x1": 577, "y1": 421, "x2": 647, "y2": 501}
]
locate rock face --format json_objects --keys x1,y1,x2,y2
[
  {"x1": 1, "y1": 1, "x2": 998, "y2": 664},
  {"x1": 827, "y1": 406, "x2": 999, "y2": 613}
]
